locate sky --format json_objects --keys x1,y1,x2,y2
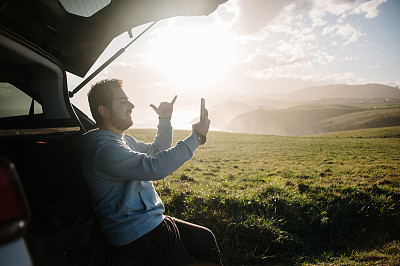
[{"x1": 68, "y1": 0, "x2": 400, "y2": 129}]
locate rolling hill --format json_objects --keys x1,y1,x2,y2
[
  {"x1": 210, "y1": 83, "x2": 400, "y2": 135},
  {"x1": 221, "y1": 104, "x2": 400, "y2": 136},
  {"x1": 318, "y1": 106, "x2": 400, "y2": 132},
  {"x1": 221, "y1": 104, "x2": 366, "y2": 136}
]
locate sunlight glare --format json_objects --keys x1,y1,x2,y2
[{"x1": 148, "y1": 23, "x2": 233, "y2": 88}]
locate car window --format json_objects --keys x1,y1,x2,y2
[
  {"x1": 0, "y1": 83, "x2": 42, "y2": 119},
  {"x1": 59, "y1": 0, "x2": 111, "y2": 17}
]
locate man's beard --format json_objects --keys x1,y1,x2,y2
[{"x1": 110, "y1": 110, "x2": 133, "y2": 131}]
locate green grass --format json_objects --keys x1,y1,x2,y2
[{"x1": 126, "y1": 126, "x2": 400, "y2": 265}]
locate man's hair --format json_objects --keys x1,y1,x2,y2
[{"x1": 87, "y1": 79, "x2": 123, "y2": 125}]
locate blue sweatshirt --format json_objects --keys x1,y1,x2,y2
[{"x1": 80, "y1": 118, "x2": 200, "y2": 246}]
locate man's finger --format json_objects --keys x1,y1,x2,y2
[
  {"x1": 170, "y1": 95, "x2": 177, "y2": 105},
  {"x1": 201, "y1": 108, "x2": 208, "y2": 120}
]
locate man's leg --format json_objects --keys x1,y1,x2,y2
[
  {"x1": 169, "y1": 217, "x2": 222, "y2": 265},
  {"x1": 115, "y1": 218, "x2": 194, "y2": 266}
]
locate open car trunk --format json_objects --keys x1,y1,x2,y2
[{"x1": 0, "y1": 0, "x2": 226, "y2": 77}]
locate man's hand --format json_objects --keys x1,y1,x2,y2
[
  {"x1": 150, "y1": 95, "x2": 177, "y2": 119},
  {"x1": 192, "y1": 108, "x2": 210, "y2": 136}
]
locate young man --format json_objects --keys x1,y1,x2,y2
[{"x1": 80, "y1": 79, "x2": 221, "y2": 265}]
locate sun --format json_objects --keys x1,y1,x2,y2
[{"x1": 147, "y1": 21, "x2": 234, "y2": 88}]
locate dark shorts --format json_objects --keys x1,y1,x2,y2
[{"x1": 115, "y1": 216, "x2": 222, "y2": 266}]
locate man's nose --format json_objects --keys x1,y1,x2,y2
[{"x1": 128, "y1": 101, "x2": 134, "y2": 109}]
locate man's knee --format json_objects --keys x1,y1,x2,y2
[{"x1": 200, "y1": 227, "x2": 218, "y2": 245}]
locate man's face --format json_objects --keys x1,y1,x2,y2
[{"x1": 109, "y1": 87, "x2": 134, "y2": 132}]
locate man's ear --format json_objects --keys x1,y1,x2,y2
[{"x1": 98, "y1": 105, "x2": 110, "y2": 118}]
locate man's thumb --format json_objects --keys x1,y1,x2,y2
[{"x1": 149, "y1": 104, "x2": 157, "y2": 112}]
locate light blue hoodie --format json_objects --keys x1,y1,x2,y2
[{"x1": 80, "y1": 118, "x2": 200, "y2": 246}]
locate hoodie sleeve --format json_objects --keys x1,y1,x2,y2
[
  {"x1": 93, "y1": 132, "x2": 200, "y2": 181},
  {"x1": 132, "y1": 118, "x2": 173, "y2": 156}
]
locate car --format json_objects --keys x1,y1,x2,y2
[{"x1": 0, "y1": 0, "x2": 225, "y2": 265}]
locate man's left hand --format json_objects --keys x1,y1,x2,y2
[{"x1": 150, "y1": 95, "x2": 177, "y2": 119}]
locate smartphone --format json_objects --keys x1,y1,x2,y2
[{"x1": 200, "y1": 98, "x2": 205, "y2": 120}]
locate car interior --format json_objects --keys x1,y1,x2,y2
[{"x1": 0, "y1": 27, "x2": 110, "y2": 265}]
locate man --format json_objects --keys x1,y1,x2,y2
[{"x1": 80, "y1": 79, "x2": 221, "y2": 265}]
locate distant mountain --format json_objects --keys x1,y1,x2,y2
[
  {"x1": 286, "y1": 84, "x2": 400, "y2": 101},
  {"x1": 245, "y1": 98, "x2": 287, "y2": 109},
  {"x1": 207, "y1": 99, "x2": 295, "y2": 130},
  {"x1": 194, "y1": 100, "x2": 253, "y2": 130}
]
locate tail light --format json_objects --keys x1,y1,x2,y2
[{"x1": 0, "y1": 157, "x2": 30, "y2": 244}]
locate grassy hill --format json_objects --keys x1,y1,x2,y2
[
  {"x1": 221, "y1": 103, "x2": 400, "y2": 136},
  {"x1": 206, "y1": 83, "x2": 400, "y2": 133},
  {"x1": 222, "y1": 104, "x2": 365, "y2": 136},
  {"x1": 318, "y1": 106, "x2": 400, "y2": 132},
  {"x1": 126, "y1": 126, "x2": 400, "y2": 265}
]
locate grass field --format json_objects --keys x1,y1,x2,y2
[{"x1": 126, "y1": 126, "x2": 400, "y2": 265}]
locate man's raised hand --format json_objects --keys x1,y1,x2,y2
[
  {"x1": 192, "y1": 108, "x2": 210, "y2": 136},
  {"x1": 150, "y1": 95, "x2": 177, "y2": 119}
]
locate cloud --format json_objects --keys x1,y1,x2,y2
[
  {"x1": 227, "y1": 50, "x2": 350, "y2": 94},
  {"x1": 229, "y1": 0, "x2": 318, "y2": 36},
  {"x1": 351, "y1": 0, "x2": 387, "y2": 18},
  {"x1": 311, "y1": 16, "x2": 327, "y2": 27},
  {"x1": 310, "y1": 0, "x2": 357, "y2": 18},
  {"x1": 243, "y1": 52, "x2": 308, "y2": 72},
  {"x1": 231, "y1": 0, "x2": 295, "y2": 35},
  {"x1": 311, "y1": 51, "x2": 335, "y2": 66},
  {"x1": 369, "y1": 63, "x2": 382, "y2": 69},
  {"x1": 337, "y1": 23, "x2": 366, "y2": 44},
  {"x1": 229, "y1": 0, "x2": 387, "y2": 37},
  {"x1": 217, "y1": 58, "x2": 366, "y2": 94},
  {"x1": 322, "y1": 23, "x2": 366, "y2": 45},
  {"x1": 247, "y1": 71, "x2": 364, "y2": 86},
  {"x1": 343, "y1": 56, "x2": 358, "y2": 62}
]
